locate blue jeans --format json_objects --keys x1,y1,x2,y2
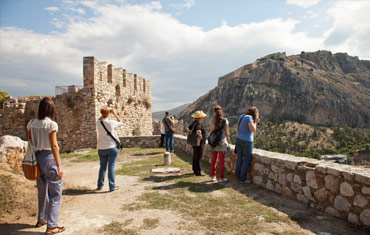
[
  {"x1": 97, "y1": 147, "x2": 118, "y2": 190},
  {"x1": 165, "y1": 131, "x2": 174, "y2": 151},
  {"x1": 235, "y1": 138, "x2": 253, "y2": 182}
]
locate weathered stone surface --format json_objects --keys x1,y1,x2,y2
[
  {"x1": 297, "y1": 194, "x2": 309, "y2": 204},
  {"x1": 271, "y1": 164, "x2": 279, "y2": 173},
  {"x1": 253, "y1": 176, "x2": 263, "y2": 185},
  {"x1": 302, "y1": 186, "x2": 314, "y2": 201},
  {"x1": 355, "y1": 173, "x2": 370, "y2": 186},
  {"x1": 286, "y1": 173, "x2": 293, "y2": 182},
  {"x1": 334, "y1": 195, "x2": 350, "y2": 212},
  {"x1": 282, "y1": 186, "x2": 294, "y2": 198},
  {"x1": 278, "y1": 173, "x2": 286, "y2": 185},
  {"x1": 327, "y1": 167, "x2": 341, "y2": 176},
  {"x1": 325, "y1": 175, "x2": 338, "y2": 193},
  {"x1": 293, "y1": 175, "x2": 301, "y2": 185},
  {"x1": 316, "y1": 165, "x2": 327, "y2": 174},
  {"x1": 362, "y1": 186, "x2": 370, "y2": 195},
  {"x1": 340, "y1": 182, "x2": 354, "y2": 197},
  {"x1": 274, "y1": 184, "x2": 282, "y2": 194},
  {"x1": 348, "y1": 213, "x2": 360, "y2": 225},
  {"x1": 325, "y1": 207, "x2": 341, "y2": 217},
  {"x1": 0, "y1": 135, "x2": 27, "y2": 172},
  {"x1": 314, "y1": 188, "x2": 330, "y2": 202},
  {"x1": 254, "y1": 162, "x2": 264, "y2": 172},
  {"x1": 353, "y1": 195, "x2": 368, "y2": 208},
  {"x1": 306, "y1": 171, "x2": 318, "y2": 189},
  {"x1": 266, "y1": 180, "x2": 274, "y2": 191},
  {"x1": 360, "y1": 209, "x2": 370, "y2": 226},
  {"x1": 291, "y1": 183, "x2": 303, "y2": 193}
]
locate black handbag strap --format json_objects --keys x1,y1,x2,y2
[
  {"x1": 100, "y1": 120, "x2": 121, "y2": 150},
  {"x1": 237, "y1": 114, "x2": 246, "y2": 131}
]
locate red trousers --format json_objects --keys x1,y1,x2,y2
[{"x1": 211, "y1": 151, "x2": 225, "y2": 178}]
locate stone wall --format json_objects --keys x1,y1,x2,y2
[
  {"x1": 119, "y1": 135, "x2": 370, "y2": 227},
  {"x1": 152, "y1": 119, "x2": 184, "y2": 135},
  {"x1": 0, "y1": 57, "x2": 153, "y2": 152},
  {"x1": 0, "y1": 135, "x2": 27, "y2": 172}
]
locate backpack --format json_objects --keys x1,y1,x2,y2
[{"x1": 208, "y1": 119, "x2": 226, "y2": 148}]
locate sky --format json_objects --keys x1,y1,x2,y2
[{"x1": 1, "y1": 0, "x2": 370, "y2": 111}]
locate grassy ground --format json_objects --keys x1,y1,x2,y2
[
  {"x1": 0, "y1": 174, "x2": 17, "y2": 215},
  {"x1": 60, "y1": 148, "x2": 99, "y2": 162},
  {"x1": 113, "y1": 148, "x2": 299, "y2": 235}
]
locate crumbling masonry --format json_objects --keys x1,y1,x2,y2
[{"x1": 0, "y1": 57, "x2": 153, "y2": 152}]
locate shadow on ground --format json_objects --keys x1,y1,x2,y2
[{"x1": 0, "y1": 223, "x2": 44, "y2": 235}]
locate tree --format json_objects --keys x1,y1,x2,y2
[{"x1": 0, "y1": 91, "x2": 9, "y2": 100}]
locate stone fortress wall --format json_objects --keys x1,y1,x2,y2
[
  {"x1": 0, "y1": 57, "x2": 153, "y2": 152},
  {"x1": 119, "y1": 135, "x2": 370, "y2": 227}
]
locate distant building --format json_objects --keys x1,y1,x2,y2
[{"x1": 320, "y1": 154, "x2": 347, "y2": 164}]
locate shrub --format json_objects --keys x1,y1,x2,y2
[{"x1": 132, "y1": 127, "x2": 141, "y2": 136}]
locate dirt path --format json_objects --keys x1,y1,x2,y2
[{"x1": 1, "y1": 150, "x2": 369, "y2": 235}]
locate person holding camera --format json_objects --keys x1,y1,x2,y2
[
  {"x1": 235, "y1": 106, "x2": 260, "y2": 184},
  {"x1": 96, "y1": 107, "x2": 123, "y2": 191},
  {"x1": 162, "y1": 112, "x2": 175, "y2": 152}
]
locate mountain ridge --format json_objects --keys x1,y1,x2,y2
[{"x1": 178, "y1": 50, "x2": 370, "y2": 128}]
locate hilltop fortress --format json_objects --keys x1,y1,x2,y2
[{"x1": 0, "y1": 57, "x2": 153, "y2": 152}]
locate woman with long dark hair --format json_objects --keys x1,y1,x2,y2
[
  {"x1": 235, "y1": 106, "x2": 259, "y2": 184},
  {"x1": 209, "y1": 105, "x2": 229, "y2": 182},
  {"x1": 27, "y1": 97, "x2": 66, "y2": 235}
]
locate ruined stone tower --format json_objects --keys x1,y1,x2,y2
[{"x1": 0, "y1": 57, "x2": 153, "y2": 152}]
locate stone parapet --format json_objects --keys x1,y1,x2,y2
[{"x1": 119, "y1": 135, "x2": 370, "y2": 227}]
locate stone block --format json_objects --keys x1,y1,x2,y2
[
  {"x1": 353, "y1": 195, "x2": 368, "y2": 208},
  {"x1": 355, "y1": 173, "x2": 370, "y2": 186},
  {"x1": 274, "y1": 184, "x2": 282, "y2": 194},
  {"x1": 340, "y1": 182, "x2": 354, "y2": 197},
  {"x1": 314, "y1": 188, "x2": 330, "y2": 202},
  {"x1": 334, "y1": 195, "x2": 350, "y2": 212},
  {"x1": 278, "y1": 173, "x2": 286, "y2": 186},
  {"x1": 291, "y1": 183, "x2": 303, "y2": 193},
  {"x1": 362, "y1": 186, "x2": 370, "y2": 195},
  {"x1": 297, "y1": 194, "x2": 309, "y2": 204},
  {"x1": 254, "y1": 162, "x2": 264, "y2": 172},
  {"x1": 302, "y1": 186, "x2": 314, "y2": 201},
  {"x1": 325, "y1": 175, "x2": 338, "y2": 193},
  {"x1": 360, "y1": 209, "x2": 370, "y2": 226},
  {"x1": 282, "y1": 186, "x2": 294, "y2": 198},
  {"x1": 306, "y1": 171, "x2": 318, "y2": 189},
  {"x1": 293, "y1": 174, "x2": 301, "y2": 185},
  {"x1": 327, "y1": 167, "x2": 340, "y2": 176},
  {"x1": 266, "y1": 180, "x2": 274, "y2": 191},
  {"x1": 271, "y1": 164, "x2": 279, "y2": 173},
  {"x1": 325, "y1": 207, "x2": 341, "y2": 217},
  {"x1": 348, "y1": 213, "x2": 360, "y2": 225},
  {"x1": 286, "y1": 173, "x2": 293, "y2": 182},
  {"x1": 253, "y1": 176, "x2": 263, "y2": 185}
]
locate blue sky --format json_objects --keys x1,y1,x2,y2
[{"x1": 1, "y1": 0, "x2": 370, "y2": 111}]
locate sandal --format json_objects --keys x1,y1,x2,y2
[
  {"x1": 45, "y1": 226, "x2": 66, "y2": 235},
  {"x1": 35, "y1": 221, "x2": 47, "y2": 227}
]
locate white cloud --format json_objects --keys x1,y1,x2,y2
[
  {"x1": 183, "y1": 0, "x2": 195, "y2": 9},
  {"x1": 68, "y1": 7, "x2": 86, "y2": 14},
  {"x1": 45, "y1": 6, "x2": 59, "y2": 12},
  {"x1": 286, "y1": 0, "x2": 320, "y2": 8},
  {"x1": 1, "y1": 1, "x2": 370, "y2": 111}
]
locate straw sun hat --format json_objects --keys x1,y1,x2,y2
[{"x1": 191, "y1": 111, "x2": 207, "y2": 118}]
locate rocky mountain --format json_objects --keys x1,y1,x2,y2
[
  {"x1": 152, "y1": 103, "x2": 190, "y2": 120},
  {"x1": 178, "y1": 51, "x2": 370, "y2": 128}
]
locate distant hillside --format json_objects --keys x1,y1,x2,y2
[
  {"x1": 178, "y1": 51, "x2": 370, "y2": 128},
  {"x1": 152, "y1": 103, "x2": 190, "y2": 120}
]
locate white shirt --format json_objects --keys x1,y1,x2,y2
[
  {"x1": 27, "y1": 118, "x2": 58, "y2": 151},
  {"x1": 96, "y1": 119, "x2": 123, "y2": 150},
  {"x1": 160, "y1": 121, "x2": 165, "y2": 134}
]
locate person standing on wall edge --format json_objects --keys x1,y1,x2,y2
[
  {"x1": 162, "y1": 112, "x2": 175, "y2": 152},
  {"x1": 160, "y1": 117, "x2": 166, "y2": 148},
  {"x1": 235, "y1": 106, "x2": 260, "y2": 184}
]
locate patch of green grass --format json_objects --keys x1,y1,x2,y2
[
  {"x1": 100, "y1": 220, "x2": 138, "y2": 235},
  {"x1": 60, "y1": 152, "x2": 78, "y2": 159},
  {"x1": 141, "y1": 218, "x2": 159, "y2": 230},
  {"x1": 0, "y1": 174, "x2": 17, "y2": 214},
  {"x1": 72, "y1": 153, "x2": 99, "y2": 162}
]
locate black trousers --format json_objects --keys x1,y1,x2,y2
[
  {"x1": 160, "y1": 134, "x2": 165, "y2": 147},
  {"x1": 192, "y1": 144, "x2": 204, "y2": 174}
]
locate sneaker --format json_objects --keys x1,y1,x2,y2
[
  {"x1": 219, "y1": 178, "x2": 228, "y2": 183},
  {"x1": 109, "y1": 187, "x2": 119, "y2": 192},
  {"x1": 95, "y1": 187, "x2": 103, "y2": 191},
  {"x1": 211, "y1": 176, "x2": 217, "y2": 182}
]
